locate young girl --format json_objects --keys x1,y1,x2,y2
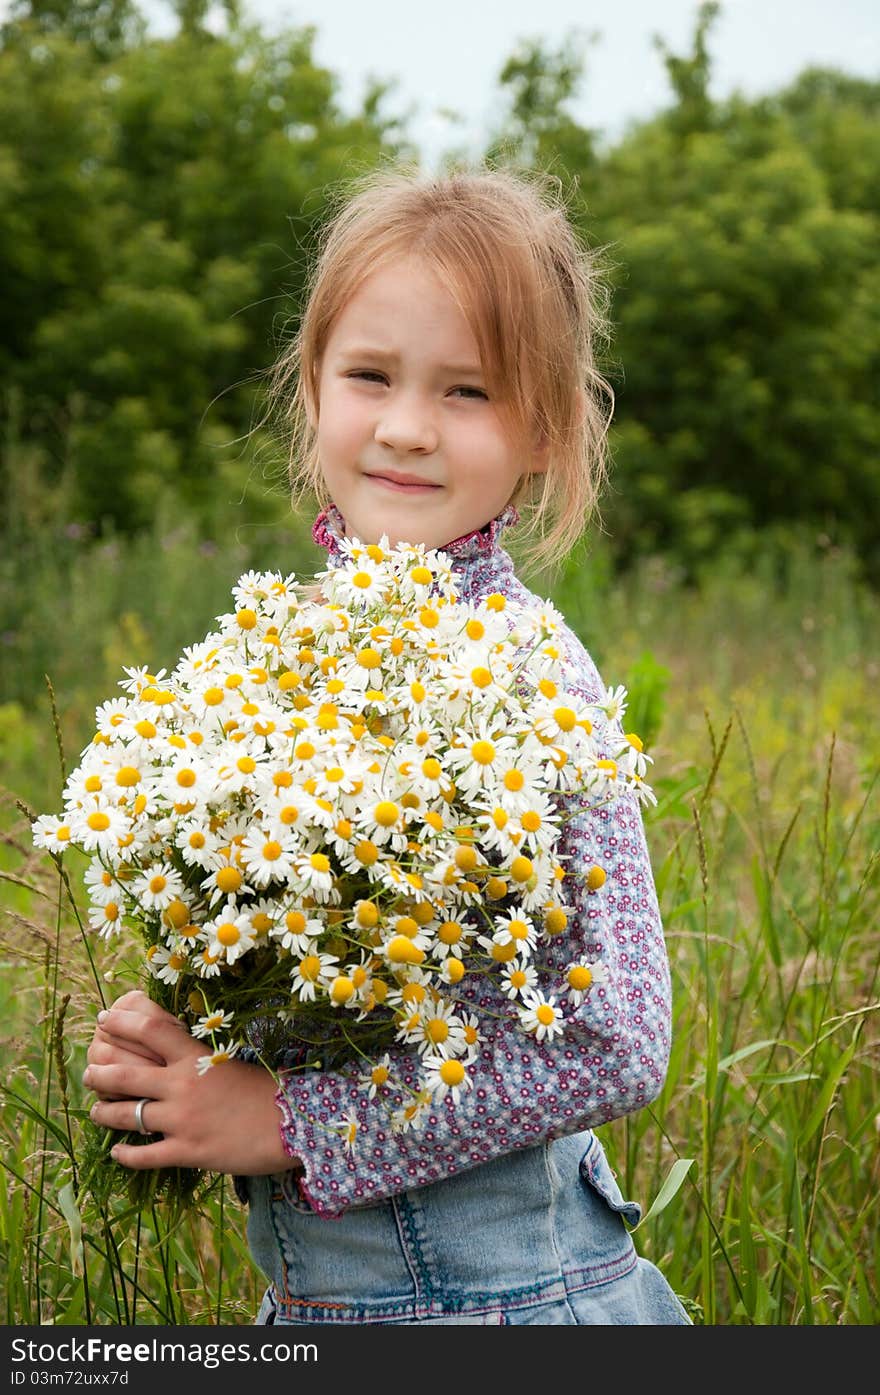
[{"x1": 83, "y1": 166, "x2": 690, "y2": 1326}]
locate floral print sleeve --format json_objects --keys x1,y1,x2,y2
[{"x1": 266, "y1": 507, "x2": 672, "y2": 1218}]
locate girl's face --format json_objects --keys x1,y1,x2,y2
[{"x1": 311, "y1": 256, "x2": 546, "y2": 549}]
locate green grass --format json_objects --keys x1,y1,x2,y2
[{"x1": 2, "y1": 514, "x2": 878, "y2": 1324}]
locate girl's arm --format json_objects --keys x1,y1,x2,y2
[{"x1": 272, "y1": 769, "x2": 671, "y2": 1217}]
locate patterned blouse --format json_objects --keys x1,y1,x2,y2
[{"x1": 268, "y1": 503, "x2": 672, "y2": 1218}]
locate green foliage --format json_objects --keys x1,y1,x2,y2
[
  {"x1": 0, "y1": 3, "x2": 414, "y2": 535},
  {"x1": 484, "y1": 2, "x2": 880, "y2": 582}
]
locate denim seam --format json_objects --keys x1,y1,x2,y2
[
  {"x1": 391, "y1": 1192, "x2": 427, "y2": 1305},
  {"x1": 542, "y1": 1140, "x2": 580, "y2": 1324}
]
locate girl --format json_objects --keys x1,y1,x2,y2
[{"x1": 84, "y1": 165, "x2": 690, "y2": 1326}]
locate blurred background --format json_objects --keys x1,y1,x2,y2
[
  {"x1": 1, "y1": 0, "x2": 878, "y2": 810},
  {"x1": 1, "y1": 2, "x2": 879, "y2": 1326}
]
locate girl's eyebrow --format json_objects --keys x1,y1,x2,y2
[{"x1": 337, "y1": 345, "x2": 483, "y2": 375}]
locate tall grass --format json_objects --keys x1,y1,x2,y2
[{"x1": 2, "y1": 513, "x2": 877, "y2": 1324}]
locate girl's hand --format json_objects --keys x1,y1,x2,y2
[{"x1": 83, "y1": 991, "x2": 298, "y2": 1177}]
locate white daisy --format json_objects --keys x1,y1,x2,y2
[
  {"x1": 88, "y1": 898, "x2": 125, "y2": 939},
  {"x1": 196, "y1": 1040, "x2": 241, "y2": 1074},
  {"x1": 130, "y1": 861, "x2": 186, "y2": 912},
  {"x1": 289, "y1": 944, "x2": 339, "y2": 1002},
  {"x1": 239, "y1": 826, "x2": 298, "y2": 888},
  {"x1": 564, "y1": 959, "x2": 609, "y2": 1007},
  {"x1": 422, "y1": 1053, "x2": 472, "y2": 1107},
  {"x1": 391, "y1": 1088, "x2": 433, "y2": 1134},
  {"x1": 31, "y1": 814, "x2": 75, "y2": 855},
  {"x1": 270, "y1": 906, "x2": 324, "y2": 954},
  {"x1": 204, "y1": 906, "x2": 258, "y2": 965},
  {"x1": 492, "y1": 911, "x2": 539, "y2": 959},
  {"x1": 192, "y1": 1008, "x2": 235, "y2": 1039},
  {"x1": 360, "y1": 1053, "x2": 393, "y2": 1100},
  {"x1": 69, "y1": 803, "x2": 131, "y2": 856},
  {"x1": 500, "y1": 961, "x2": 539, "y2": 1001},
  {"x1": 518, "y1": 990, "x2": 565, "y2": 1043}
]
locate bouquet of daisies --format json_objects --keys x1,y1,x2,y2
[{"x1": 33, "y1": 535, "x2": 653, "y2": 1187}]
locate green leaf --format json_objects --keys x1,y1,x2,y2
[
  {"x1": 58, "y1": 1181, "x2": 84, "y2": 1279},
  {"x1": 633, "y1": 1157, "x2": 695, "y2": 1229}
]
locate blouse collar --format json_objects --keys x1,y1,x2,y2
[{"x1": 311, "y1": 502, "x2": 520, "y2": 570}]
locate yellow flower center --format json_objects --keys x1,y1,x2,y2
[
  {"x1": 544, "y1": 907, "x2": 568, "y2": 935},
  {"x1": 568, "y1": 965, "x2": 594, "y2": 991},
  {"x1": 299, "y1": 954, "x2": 321, "y2": 981},
  {"x1": 330, "y1": 976, "x2": 355, "y2": 1004},
  {"x1": 510, "y1": 855, "x2": 533, "y2": 883},
  {"x1": 471, "y1": 739, "x2": 495, "y2": 765},
  {"x1": 439, "y1": 1060, "x2": 465, "y2": 1086},
  {"x1": 386, "y1": 936, "x2": 426, "y2": 965},
  {"x1": 438, "y1": 920, "x2": 462, "y2": 945}
]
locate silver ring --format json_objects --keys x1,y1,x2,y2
[{"x1": 133, "y1": 1098, "x2": 154, "y2": 1136}]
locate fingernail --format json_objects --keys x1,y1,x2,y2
[
  {"x1": 97, "y1": 1010, "x2": 108, "y2": 1023},
  {"x1": 110, "y1": 1147, "x2": 119, "y2": 1161},
  {"x1": 89, "y1": 1103, "x2": 98, "y2": 1120},
  {"x1": 82, "y1": 1069, "x2": 92, "y2": 1087}
]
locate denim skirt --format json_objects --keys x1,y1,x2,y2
[{"x1": 244, "y1": 1130, "x2": 690, "y2": 1325}]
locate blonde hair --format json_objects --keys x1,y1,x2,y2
[{"x1": 268, "y1": 162, "x2": 614, "y2": 577}]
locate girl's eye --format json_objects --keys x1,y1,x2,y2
[
  {"x1": 349, "y1": 371, "x2": 386, "y2": 383},
  {"x1": 347, "y1": 372, "x2": 487, "y2": 400}
]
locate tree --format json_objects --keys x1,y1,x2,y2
[{"x1": 0, "y1": 4, "x2": 417, "y2": 532}]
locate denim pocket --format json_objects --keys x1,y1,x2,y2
[
  {"x1": 279, "y1": 1168, "x2": 314, "y2": 1214},
  {"x1": 578, "y1": 1136, "x2": 642, "y2": 1228}
]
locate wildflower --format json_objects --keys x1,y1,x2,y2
[
  {"x1": 196, "y1": 1041, "x2": 241, "y2": 1074},
  {"x1": 422, "y1": 1053, "x2": 472, "y2": 1106},
  {"x1": 564, "y1": 959, "x2": 609, "y2": 1007},
  {"x1": 518, "y1": 991, "x2": 565, "y2": 1043},
  {"x1": 204, "y1": 906, "x2": 258, "y2": 966},
  {"x1": 192, "y1": 1009, "x2": 235, "y2": 1039},
  {"x1": 290, "y1": 944, "x2": 340, "y2": 1002}
]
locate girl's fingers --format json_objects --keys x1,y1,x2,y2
[
  {"x1": 107, "y1": 1138, "x2": 183, "y2": 1171},
  {"x1": 83, "y1": 1060, "x2": 159, "y2": 1101},
  {"x1": 88, "y1": 1032, "x2": 165, "y2": 1069},
  {"x1": 90, "y1": 1096, "x2": 165, "y2": 1137},
  {"x1": 95, "y1": 1006, "x2": 191, "y2": 1063}
]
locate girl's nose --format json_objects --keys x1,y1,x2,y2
[{"x1": 374, "y1": 395, "x2": 439, "y2": 453}]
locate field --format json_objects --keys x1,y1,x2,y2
[{"x1": 2, "y1": 517, "x2": 877, "y2": 1325}]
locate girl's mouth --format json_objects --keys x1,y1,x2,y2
[{"x1": 365, "y1": 474, "x2": 442, "y2": 493}]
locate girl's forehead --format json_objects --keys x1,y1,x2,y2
[{"x1": 328, "y1": 257, "x2": 479, "y2": 357}]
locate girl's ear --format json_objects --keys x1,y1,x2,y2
[
  {"x1": 527, "y1": 387, "x2": 585, "y2": 474},
  {"x1": 528, "y1": 436, "x2": 551, "y2": 475}
]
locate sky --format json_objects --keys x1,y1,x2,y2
[{"x1": 128, "y1": 0, "x2": 880, "y2": 168}]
